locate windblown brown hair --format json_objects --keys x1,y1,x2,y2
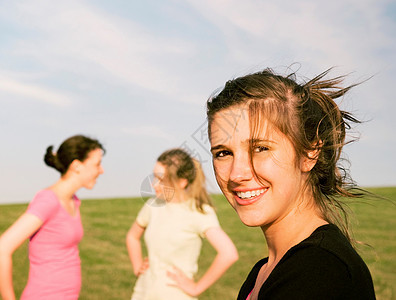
[{"x1": 207, "y1": 67, "x2": 366, "y2": 242}]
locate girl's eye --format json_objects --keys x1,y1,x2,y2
[
  {"x1": 254, "y1": 146, "x2": 269, "y2": 153},
  {"x1": 154, "y1": 175, "x2": 164, "y2": 182},
  {"x1": 214, "y1": 150, "x2": 232, "y2": 158}
]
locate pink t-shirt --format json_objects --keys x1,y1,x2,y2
[{"x1": 21, "y1": 190, "x2": 84, "y2": 300}]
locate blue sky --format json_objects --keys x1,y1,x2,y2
[{"x1": 0, "y1": 0, "x2": 395, "y2": 204}]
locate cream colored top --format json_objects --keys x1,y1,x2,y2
[{"x1": 131, "y1": 198, "x2": 220, "y2": 300}]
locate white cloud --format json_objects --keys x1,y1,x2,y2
[
  {"x1": 0, "y1": 76, "x2": 71, "y2": 106},
  {"x1": 184, "y1": 0, "x2": 395, "y2": 70},
  {"x1": 1, "y1": 0, "x2": 198, "y2": 102}
]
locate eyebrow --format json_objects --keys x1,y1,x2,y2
[
  {"x1": 210, "y1": 138, "x2": 277, "y2": 152},
  {"x1": 210, "y1": 145, "x2": 225, "y2": 152},
  {"x1": 251, "y1": 138, "x2": 276, "y2": 144},
  {"x1": 153, "y1": 172, "x2": 164, "y2": 178}
]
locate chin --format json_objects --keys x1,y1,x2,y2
[
  {"x1": 239, "y1": 218, "x2": 264, "y2": 228},
  {"x1": 84, "y1": 183, "x2": 95, "y2": 190},
  {"x1": 235, "y1": 210, "x2": 268, "y2": 228}
]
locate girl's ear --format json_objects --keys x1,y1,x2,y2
[
  {"x1": 301, "y1": 142, "x2": 322, "y2": 173},
  {"x1": 69, "y1": 159, "x2": 82, "y2": 174},
  {"x1": 177, "y1": 178, "x2": 188, "y2": 190}
]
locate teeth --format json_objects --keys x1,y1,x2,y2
[{"x1": 236, "y1": 189, "x2": 266, "y2": 199}]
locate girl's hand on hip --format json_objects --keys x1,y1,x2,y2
[
  {"x1": 167, "y1": 265, "x2": 199, "y2": 297},
  {"x1": 137, "y1": 257, "x2": 149, "y2": 276}
]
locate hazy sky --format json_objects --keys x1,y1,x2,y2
[{"x1": 0, "y1": 0, "x2": 395, "y2": 204}]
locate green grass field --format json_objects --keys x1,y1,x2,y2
[{"x1": 1, "y1": 187, "x2": 395, "y2": 299}]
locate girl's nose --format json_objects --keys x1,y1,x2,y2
[{"x1": 229, "y1": 152, "x2": 253, "y2": 183}]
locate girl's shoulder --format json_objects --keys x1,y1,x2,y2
[
  {"x1": 27, "y1": 189, "x2": 60, "y2": 221},
  {"x1": 294, "y1": 224, "x2": 356, "y2": 261},
  {"x1": 31, "y1": 189, "x2": 59, "y2": 205},
  {"x1": 285, "y1": 224, "x2": 373, "y2": 283},
  {"x1": 200, "y1": 203, "x2": 216, "y2": 214}
]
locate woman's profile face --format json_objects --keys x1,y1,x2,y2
[
  {"x1": 79, "y1": 148, "x2": 104, "y2": 190},
  {"x1": 210, "y1": 105, "x2": 311, "y2": 228}
]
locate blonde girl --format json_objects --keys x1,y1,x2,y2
[{"x1": 126, "y1": 148, "x2": 238, "y2": 300}]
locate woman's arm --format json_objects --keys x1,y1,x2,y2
[
  {"x1": 0, "y1": 213, "x2": 43, "y2": 300},
  {"x1": 167, "y1": 227, "x2": 238, "y2": 297},
  {"x1": 126, "y1": 221, "x2": 148, "y2": 276}
]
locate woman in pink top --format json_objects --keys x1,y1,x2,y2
[{"x1": 0, "y1": 135, "x2": 105, "y2": 300}]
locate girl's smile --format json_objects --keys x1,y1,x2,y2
[{"x1": 233, "y1": 187, "x2": 268, "y2": 205}]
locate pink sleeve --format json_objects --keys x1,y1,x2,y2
[{"x1": 27, "y1": 190, "x2": 59, "y2": 222}]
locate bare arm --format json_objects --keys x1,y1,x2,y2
[
  {"x1": 167, "y1": 227, "x2": 238, "y2": 297},
  {"x1": 126, "y1": 221, "x2": 148, "y2": 276},
  {"x1": 0, "y1": 213, "x2": 43, "y2": 300}
]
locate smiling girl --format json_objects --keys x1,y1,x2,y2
[
  {"x1": 207, "y1": 68, "x2": 375, "y2": 299},
  {"x1": 0, "y1": 135, "x2": 105, "y2": 300}
]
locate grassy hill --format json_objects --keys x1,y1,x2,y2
[{"x1": 1, "y1": 187, "x2": 395, "y2": 299}]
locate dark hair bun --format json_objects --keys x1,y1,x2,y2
[
  {"x1": 44, "y1": 146, "x2": 64, "y2": 173},
  {"x1": 43, "y1": 135, "x2": 104, "y2": 175}
]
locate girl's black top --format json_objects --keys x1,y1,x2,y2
[{"x1": 237, "y1": 224, "x2": 376, "y2": 300}]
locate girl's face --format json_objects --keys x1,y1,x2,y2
[
  {"x1": 78, "y1": 148, "x2": 104, "y2": 189},
  {"x1": 152, "y1": 162, "x2": 175, "y2": 202},
  {"x1": 210, "y1": 105, "x2": 312, "y2": 228}
]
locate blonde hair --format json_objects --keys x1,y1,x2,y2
[{"x1": 157, "y1": 148, "x2": 213, "y2": 213}]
